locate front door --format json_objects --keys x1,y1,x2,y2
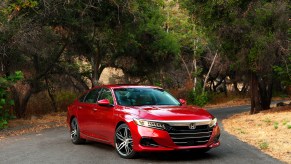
[{"x1": 91, "y1": 88, "x2": 115, "y2": 142}]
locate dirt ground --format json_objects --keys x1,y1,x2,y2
[
  {"x1": 0, "y1": 112, "x2": 67, "y2": 140},
  {"x1": 223, "y1": 106, "x2": 291, "y2": 164}
]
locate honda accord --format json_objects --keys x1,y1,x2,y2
[{"x1": 67, "y1": 85, "x2": 220, "y2": 158}]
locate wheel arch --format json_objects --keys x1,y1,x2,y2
[
  {"x1": 115, "y1": 121, "x2": 126, "y2": 130},
  {"x1": 69, "y1": 115, "x2": 76, "y2": 129}
]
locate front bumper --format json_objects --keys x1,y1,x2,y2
[{"x1": 128, "y1": 122, "x2": 220, "y2": 152}]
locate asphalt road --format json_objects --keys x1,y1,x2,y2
[{"x1": 0, "y1": 105, "x2": 282, "y2": 164}]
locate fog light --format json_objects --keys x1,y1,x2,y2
[
  {"x1": 140, "y1": 138, "x2": 159, "y2": 147},
  {"x1": 214, "y1": 134, "x2": 220, "y2": 143}
]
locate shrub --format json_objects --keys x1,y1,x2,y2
[
  {"x1": 273, "y1": 122, "x2": 279, "y2": 129},
  {"x1": 259, "y1": 141, "x2": 269, "y2": 150},
  {"x1": 187, "y1": 90, "x2": 208, "y2": 107},
  {"x1": 55, "y1": 91, "x2": 78, "y2": 111},
  {"x1": 0, "y1": 71, "x2": 23, "y2": 129}
]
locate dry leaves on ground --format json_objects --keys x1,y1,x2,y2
[
  {"x1": 223, "y1": 106, "x2": 291, "y2": 164},
  {"x1": 0, "y1": 112, "x2": 67, "y2": 140}
]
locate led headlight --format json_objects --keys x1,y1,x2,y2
[
  {"x1": 209, "y1": 118, "x2": 217, "y2": 127},
  {"x1": 133, "y1": 119, "x2": 166, "y2": 130}
]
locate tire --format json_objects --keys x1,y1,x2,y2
[
  {"x1": 70, "y1": 117, "x2": 85, "y2": 144},
  {"x1": 114, "y1": 124, "x2": 137, "y2": 158}
]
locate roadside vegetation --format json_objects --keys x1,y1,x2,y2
[
  {"x1": 223, "y1": 105, "x2": 291, "y2": 164},
  {"x1": 0, "y1": 2, "x2": 290, "y2": 161}
]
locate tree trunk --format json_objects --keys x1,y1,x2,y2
[
  {"x1": 259, "y1": 77, "x2": 273, "y2": 110},
  {"x1": 10, "y1": 85, "x2": 33, "y2": 118},
  {"x1": 203, "y1": 51, "x2": 218, "y2": 92},
  {"x1": 250, "y1": 72, "x2": 262, "y2": 114},
  {"x1": 45, "y1": 77, "x2": 57, "y2": 112},
  {"x1": 193, "y1": 57, "x2": 197, "y2": 91},
  {"x1": 91, "y1": 54, "x2": 98, "y2": 87}
]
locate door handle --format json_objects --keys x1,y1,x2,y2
[
  {"x1": 78, "y1": 106, "x2": 83, "y2": 109},
  {"x1": 92, "y1": 108, "x2": 98, "y2": 112}
]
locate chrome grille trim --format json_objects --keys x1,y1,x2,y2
[
  {"x1": 171, "y1": 136, "x2": 210, "y2": 139},
  {"x1": 167, "y1": 125, "x2": 213, "y2": 146}
]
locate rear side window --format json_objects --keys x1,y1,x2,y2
[{"x1": 83, "y1": 88, "x2": 101, "y2": 103}]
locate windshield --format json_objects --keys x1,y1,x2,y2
[{"x1": 114, "y1": 88, "x2": 180, "y2": 106}]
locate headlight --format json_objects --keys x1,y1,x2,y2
[
  {"x1": 209, "y1": 118, "x2": 217, "y2": 127},
  {"x1": 133, "y1": 119, "x2": 166, "y2": 130}
]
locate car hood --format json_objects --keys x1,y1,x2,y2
[{"x1": 121, "y1": 105, "x2": 213, "y2": 121}]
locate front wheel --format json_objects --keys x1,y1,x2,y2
[{"x1": 114, "y1": 124, "x2": 137, "y2": 158}]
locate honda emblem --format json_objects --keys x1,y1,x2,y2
[{"x1": 189, "y1": 123, "x2": 196, "y2": 129}]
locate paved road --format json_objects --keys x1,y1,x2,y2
[{"x1": 0, "y1": 105, "x2": 282, "y2": 164}]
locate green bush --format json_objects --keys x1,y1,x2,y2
[
  {"x1": 55, "y1": 91, "x2": 78, "y2": 111},
  {"x1": 0, "y1": 71, "x2": 23, "y2": 129},
  {"x1": 187, "y1": 90, "x2": 208, "y2": 107}
]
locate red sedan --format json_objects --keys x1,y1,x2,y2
[{"x1": 67, "y1": 85, "x2": 220, "y2": 158}]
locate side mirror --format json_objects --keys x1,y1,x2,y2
[
  {"x1": 179, "y1": 99, "x2": 187, "y2": 105},
  {"x1": 98, "y1": 99, "x2": 111, "y2": 106}
]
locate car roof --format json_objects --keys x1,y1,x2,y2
[{"x1": 93, "y1": 84, "x2": 162, "y2": 90}]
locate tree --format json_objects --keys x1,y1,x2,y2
[
  {"x1": 0, "y1": 0, "x2": 180, "y2": 117},
  {"x1": 180, "y1": 0, "x2": 289, "y2": 114}
]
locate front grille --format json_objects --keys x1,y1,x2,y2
[{"x1": 166, "y1": 125, "x2": 213, "y2": 146}]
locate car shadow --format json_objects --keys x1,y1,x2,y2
[
  {"x1": 138, "y1": 150, "x2": 218, "y2": 162},
  {"x1": 84, "y1": 140, "x2": 114, "y2": 151},
  {"x1": 85, "y1": 141, "x2": 219, "y2": 162}
]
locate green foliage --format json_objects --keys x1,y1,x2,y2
[
  {"x1": 180, "y1": 0, "x2": 289, "y2": 74},
  {"x1": 273, "y1": 122, "x2": 278, "y2": 129},
  {"x1": 282, "y1": 119, "x2": 288, "y2": 126},
  {"x1": 262, "y1": 118, "x2": 271, "y2": 125},
  {"x1": 235, "y1": 128, "x2": 246, "y2": 134},
  {"x1": 55, "y1": 91, "x2": 78, "y2": 112},
  {"x1": 0, "y1": 71, "x2": 23, "y2": 129},
  {"x1": 273, "y1": 55, "x2": 291, "y2": 86},
  {"x1": 259, "y1": 141, "x2": 269, "y2": 150},
  {"x1": 0, "y1": 0, "x2": 38, "y2": 15},
  {"x1": 187, "y1": 83, "x2": 208, "y2": 107}
]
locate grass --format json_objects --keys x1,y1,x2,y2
[
  {"x1": 282, "y1": 119, "x2": 288, "y2": 125},
  {"x1": 262, "y1": 118, "x2": 272, "y2": 125},
  {"x1": 259, "y1": 141, "x2": 269, "y2": 150},
  {"x1": 273, "y1": 122, "x2": 279, "y2": 129}
]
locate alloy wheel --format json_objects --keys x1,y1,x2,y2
[
  {"x1": 71, "y1": 119, "x2": 78, "y2": 142},
  {"x1": 115, "y1": 124, "x2": 135, "y2": 158},
  {"x1": 70, "y1": 118, "x2": 85, "y2": 144}
]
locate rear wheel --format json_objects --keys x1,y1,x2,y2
[
  {"x1": 114, "y1": 124, "x2": 137, "y2": 158},
  {"x1": 70, "y1": 117, "x2": 85, "y2": 144}
]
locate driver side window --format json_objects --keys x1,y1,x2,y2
[
  {"x1": 84, "y1": 88, "x2": 101, "y2": 103},
  {"x1": 98, "y1": 88, "x2": 114, "y2": 105}
]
